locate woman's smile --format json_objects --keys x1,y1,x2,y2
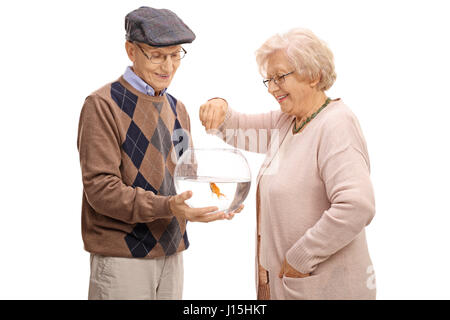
[{"x1": 276, "y1": 94, "x2": 289, "y2": 103}]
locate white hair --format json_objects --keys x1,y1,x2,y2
[{"x1": 255, "y1": 28, "x2": 336, "y2": 91}]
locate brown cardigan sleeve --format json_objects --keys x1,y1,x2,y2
[{"x1": 77, "y1": 95, "x2": 172, "y2": 224}]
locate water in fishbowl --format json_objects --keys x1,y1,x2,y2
[{"x1": 175, "y1": 176, "x2": 251, "y2": 213}]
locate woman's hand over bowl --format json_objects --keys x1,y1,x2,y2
[{"x1": 199, "y1": 98, "x2": 228, "y2": 131}]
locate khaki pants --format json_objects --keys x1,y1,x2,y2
[{"x1": 88, "y1": 252, "x2": 183, "y2": 300}]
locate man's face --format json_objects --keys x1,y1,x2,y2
[{"x1": 126, "y1": 41, "x2": 182, "y2": 94}]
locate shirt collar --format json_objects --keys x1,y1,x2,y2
[{"x1": 123, "y1": 66, "x2": 167, "y2": 96}]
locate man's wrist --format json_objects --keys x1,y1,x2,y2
[{"x1": 168, "y1": 196, "x2": 175, "y2": 214}]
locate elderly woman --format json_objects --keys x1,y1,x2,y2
[{"x1": 199, "y1": 28, "x2": 376, "y2": 300}]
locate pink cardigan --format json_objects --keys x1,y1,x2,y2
[{"x1": 218, "y1": 99, "x2": 376, "y2": 299}]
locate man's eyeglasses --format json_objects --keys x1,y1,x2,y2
[
  {"x1": 263, "y1": 71, "x2": 295, "y2": 88},
  {"x1": 135, "y1": 43, "x2": 187, "y2": 64}
]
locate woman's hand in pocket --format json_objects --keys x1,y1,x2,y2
[{"x1": 279, "y1": 258, "x2": 310, "y2": 278}]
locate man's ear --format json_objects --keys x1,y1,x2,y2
[{"x1": 125, "y1": 41, "x2": 136, "y2": 63}]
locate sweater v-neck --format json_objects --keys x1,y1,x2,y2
[{"x1": 119, "y1": 76, "x2": 168, "y2": 103}]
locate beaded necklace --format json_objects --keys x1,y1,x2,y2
[{"x1": 292, "y1": 97, "x2": 331, "y2": 134}]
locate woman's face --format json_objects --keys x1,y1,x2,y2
[{"x1": 265, "y1": 50, "x2": 315, "y2": 116}]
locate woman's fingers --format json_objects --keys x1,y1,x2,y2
[
  {"x1": 205, "y1": 105, "x2": 216, "y2": 131},
  {"x1": 199, "y1": 99, "x2": 227, "y2": 131},
  {"x1": 199, "y1": 103, "x2": 208, "y2": 123},
  {"x1": 279, "y1": 260, "x2": 286, "y2": 278}
]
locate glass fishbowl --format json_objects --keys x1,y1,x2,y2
[{"x1": 174, "y1": 148, "x2": 251, "y2": 213}]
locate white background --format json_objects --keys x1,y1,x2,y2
[{"x1": 0, "y1": 0, "x2": 449, "y2": 299}]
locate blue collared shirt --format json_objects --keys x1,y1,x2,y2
[{"x1": 123, "y1": 66, "x2": 167, "y2": 96}]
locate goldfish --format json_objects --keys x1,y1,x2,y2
[{"x1": 210, "y1": 182, "x2": 226, "y2": 198}]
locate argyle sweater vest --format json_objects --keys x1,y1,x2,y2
[{"x1": 77, "y1": 76, "x2": 192, "y2": 258}]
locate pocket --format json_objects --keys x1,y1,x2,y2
[
  {"x1": 89, "y1": 254, "x2": 116, "y2": 300},
  {"x1": 281, "y1": 273, "x2": 324, "y2": 300},
  {"x1": 91, "y1": 254, "x2": 115, "y2": 282}
]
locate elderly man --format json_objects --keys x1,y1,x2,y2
[{"x1": 77, "y1": 6, "x2": 233, "y2": 300}]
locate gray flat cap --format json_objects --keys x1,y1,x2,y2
[{"x1": 125, "y1": 6, "x2": 196, "y2": 47}]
